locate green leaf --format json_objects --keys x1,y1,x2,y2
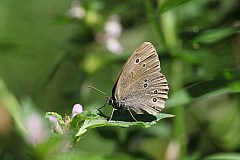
[
  {"x1": 192, "y1": 27, "x2": 238, "y2": 44},
  {"x1": 175, "y1": 49, "x2": 208, "y2": 65},
  {"x1": 73, "y1": 109, "x2": 174, "y2": 142},
  {"x1": 186, "y1": 70, "x2": 240, "y2": 98},
  {"x1": 46, "y1": 108, "x2": 174, "y2": 143},
  {"x1": 0, "y1": 78, "x2": 25, "y2": 133},
  {"x1": 158, "y1": 0, "x2": 192, "y2": 13},
  {"x1": 203, "y1": 152, "x2": 240, "y2": 160},
  {"x1": 167, "y1": 89, "x2": 191, "y2": 107}
]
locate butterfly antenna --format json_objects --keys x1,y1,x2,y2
[
  {"x1": 88, "y1": 86, "x2": 108, "y2": 96},
  {"x1": 98, "y1": 103, "x2": 107, "y2": 110},
  {"x1": 88, "y1": 86, "x2": 111, "y2": 120}
]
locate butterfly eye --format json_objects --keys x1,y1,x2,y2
[
  {"x1": 142, "y1": 63, "x2": 146, "y2": 68},
  {"x1": 152, "y1": 97, "x2": 157, "y2": 102},
  {"x1": 109, "y1": 99, "x2": 112, "y2": 104},
  {"x1": 153, "y1": 90, "x2": 158, "y2": 94},
  {"x1": 135, "y1": 58, "x2": 140, "y2": 63},
  {"x1": 144, "y1": 83, "x2": 148, "y2": 88}
]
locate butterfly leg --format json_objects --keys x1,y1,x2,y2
[
  {"x1": 108, "y1": 109, "x2": 116, "y2": 121},
  {"x1": 128, "y1": 109, "x2": 138, "y2": 122}
]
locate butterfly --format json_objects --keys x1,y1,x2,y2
[{"x1": 105, "y1": 42, "x2": 169, "y2": 121}]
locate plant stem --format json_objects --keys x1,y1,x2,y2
[
  {"x1": 144, "y1": 0, "x2": 187, "y2": 158},
  {"x1": 171, "y1": 60, "x2": 186, "y2": 160},
  {"x1": 157, "y1": 0, "x2": 187, "y2": 159},
  {"x1": 144, "y1": 0, "x2": 166, "y2": 46}
]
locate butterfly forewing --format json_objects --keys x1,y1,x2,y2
[{"x1": 113, "y1": 42, "x2": 169, "y2": 115}]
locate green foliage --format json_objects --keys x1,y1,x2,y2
[
  {"x1": 46, "y1": 109, "x2": 174, "y2": 143},
  {"x1": 192, "y1": 27, "x2": 238, "y2": 44},
  {"x1": 0, "y1": 0, "x2": 240, "y2": 159},
  {"x1": 203, "y1": 153, "x2": 240, "y2": 160},
  {"x1": 158, "y1": 0, "x2": 192, "y2": 13}
]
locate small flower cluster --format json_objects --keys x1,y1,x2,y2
[
  {"x1": 66, "y1": 1, "x2": 123, "y2": 54},
  {"x1": 47, "y1": 104, "x2": 83, "y2": 135},
  {"x1": 104, "y1": 15, "x2": 123, "y2": 54},
  {"x1": 67, "y1": 0, "x2": 85, "y2": 19},
  {"x1": 23, "y1": 104, "x2": 83, "y2": 145}
]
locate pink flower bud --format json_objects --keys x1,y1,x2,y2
[
  {"x1": 47, "y1": 115, "x2": 63, "y2": 135},
  {"x1": 71, "y1": 104, "x2": 83, "y2": 119}
]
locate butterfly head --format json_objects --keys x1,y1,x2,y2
[
  {"x1": 106, "y1": 97, "x2": 123, "y2": 110},
  {"x1": 106, "y1": 97, "x2": 114, "y2": 105}
]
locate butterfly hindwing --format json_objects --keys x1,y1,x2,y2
[{"x1": 113, "y1": 42, "x2": 169, "y2": 115}]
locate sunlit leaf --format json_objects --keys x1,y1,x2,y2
[
  {"x1": 0, "y1": 79, "x2": 24, "y2": 133},
  {"x1": 186, "y1": 70, "x2": 240, "y2": 98},
  {"x1": 175, "y1": 49, "x2": 208, "y2": 65},
  {"x1": 192, "y1": 27, "x2": 238, "y2": 44},
  {"x1": 46, "y1": 108, "x2": 174, "y2": 143},
  {"x1": 158, "y1": 0, "x2": 192, "y2": 13},
  {"x1": 203, "y1": 153, "x2": 240, "y2": 160},
  {"x1": 166, "y1": 89, "x2": 191, "y2": 107},
  {"x1": 72, "y1": 109, "x2": 174, "y2": 142}
]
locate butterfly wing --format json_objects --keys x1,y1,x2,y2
[{"x1": 113, "y1": 42, "x2": 169, "y2": 115}]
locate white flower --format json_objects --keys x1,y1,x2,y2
[
  {"x1": 104, "y1": 15, "x2": 122, "y2": 39},
  {"x1": 106, "y1": 38, "x2": 123, "y2": 54},
  {"x1": 104, "y1": 14, "x2": 123, "y2": 54},
  {"x1": 68, "y1": 0, "x2": 85, "y2": 19}
]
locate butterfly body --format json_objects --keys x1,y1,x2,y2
[
  {"x1": 107, "y1": 42, "x2": 169, "y2": 119},
  {"x1": 106, "y1": 97, "x2": 129, "y2": 111}
]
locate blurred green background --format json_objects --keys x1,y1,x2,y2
[{"x1": 0, "y1": 0, "x2": 240, "y2": 160}]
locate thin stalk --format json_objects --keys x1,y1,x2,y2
[
  {"x1": 144, "y1": 0, "x2": 166, "y2": 47},
  {"x1": 144, "y1": 1, "x2": 187, "y2": 158},
  {"x1": 157, "y1": 0, "x2": 187, "y2": 159},
  {"x1": 171, "y1": 60, "x2": 186, "y2": 160}
]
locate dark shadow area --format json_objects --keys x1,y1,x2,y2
[{"x1": 97, "y1": 109, "x2": 157, "y2": 122}]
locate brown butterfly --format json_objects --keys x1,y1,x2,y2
[{"x1": 105, "y1": 42, "x2": 169, "y2": 121}]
